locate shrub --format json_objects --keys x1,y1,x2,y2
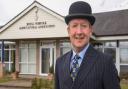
[
  {"x1": 120, "y1": 72, "x2": 128, "y2": 80},
  {"x1": 31, "y1": 77, "x2": 54, "y2": 89},
  {"x1": 49, "y1": 65, "x2": 54, "y2": 74}
]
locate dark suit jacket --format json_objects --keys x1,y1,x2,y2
[{"x1": 55, "y1": 45, "x2": 121, "y2": 89}]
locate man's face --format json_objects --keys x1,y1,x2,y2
[{"x1": 67, "y1": 19, "x2": 92, "y2": 51}]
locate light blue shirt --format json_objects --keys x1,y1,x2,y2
[{"x1": 70, "y1": 43, "x2": 90, "y2": 69}]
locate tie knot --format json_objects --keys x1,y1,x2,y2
[{"x1": 74, "y1": 54, "x2": 80, "y2": 60}]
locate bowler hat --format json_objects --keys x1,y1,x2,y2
[{"x1": 65, "y1": 1, "x2": 95, "y2": 25}]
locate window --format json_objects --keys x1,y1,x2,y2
[
  {"x1": 120, "y1": 48, "x2": 128, "y2": 63},
  {"x1": 119, "y1": 41, "x2": 128, "y2": 64},
  {"x1": 104, "y1": 42, "x2": 116, "y2": 47},
  {"x1": 119, "y1": 41, "x2": 128, "y2": 75},
  {"x1": 81, "y1": 41, "x2": 117, "y2": 62},
  {"x1": 4, "y1": 50, "x2": 9, "y2": 61},
  {"x1": 0, "y1": 44, "x2": 2, "y2": 62},
  {"x1": 20, "y1": 48, "x2": 27, "y2": 62},
  {"x1": 119, "y1": 41, "x2": 128, "y2": 47},
  {"x1": 94, "y1": 41, "x2": 117, "y2": 63},
  {"x1": 120, "y1": 65, "x2": 128, "y2": 74},
  {"x1": 93, "y1": 42, "x2": 103, "y2": 52},
  {"x1": 19, "y1": 41, "x2": 36, "y2": 74},
  {"x1": 104, "y1": 48, "x2": 116, "y2": 63},
  {"x1": 28, "y1": 43, "x2": 36, "y2": 63},
  {"x1": 0, "y1": 43, "x2": 16, "y2": 71},
  {"x1": 60, "y1": 47, "x2": 71, "y2": 55},
  {"x1": 60, "y1": 41, "x2": 71, "y2": 55},
  {"x1": 0, "y1": 50, "x2": 1, "y2": 62}
]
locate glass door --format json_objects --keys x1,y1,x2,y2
[{"x1": 40, "y1": 46, "x2": 55, "y2": 75}]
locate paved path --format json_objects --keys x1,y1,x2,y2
[{"x1": 0, "y1": 87, "x2": 30, "y2": 89}]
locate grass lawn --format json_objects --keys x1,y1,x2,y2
[
  {"x1": 121, "y1": 79, "x2": 128, "y2": 89},
  {"x1": 31, "y1": 78, "x2": 128, "y2": 89},
  {"x1": 121, "y1": 84, "x2": 128, "y2": 89},
  {"x1": 0, "y1": 76, "x2": 128, "y2": 89}
]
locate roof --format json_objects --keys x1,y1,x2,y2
[
  {"x1": 93, "y1": 9, "x2": 128, "y2": 37},
  {"x1": 1, "y1": 1, "x2": 128, "y2": 40},
  {"x1": 0, "y1": 26, "x2": 3, "y2": 29}
]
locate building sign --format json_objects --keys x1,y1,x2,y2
[{"x1": 19, "y1": 21, "x2": 55, "y2": 30}]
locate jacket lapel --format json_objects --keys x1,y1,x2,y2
[
  {"x1": 63, "y1": 51, "x2": 73, "y2": 88},
  {"x1": 72, "y1": 45, "x2": 98, "y2": 89}
]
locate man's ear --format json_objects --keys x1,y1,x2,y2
[
  {"x1": 90, "y1": 32, "x2": 92, "y2": 36},
  {"x1": 90, "y1": 26, "x2": 93, "y2": 36}
]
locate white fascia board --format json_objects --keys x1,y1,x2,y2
[
  {"x1": 91, "y1": 35, "x2": 96, "y2": 40},
  {"x1": 96, "y1": 35, "x2": 128, "y2": 41},
  {"x1": 0, "y1": 41, "x2": 15, "y2": 44}
]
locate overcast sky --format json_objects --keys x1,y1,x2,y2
[{"x1": 0, "y1": 0, "x2": 128, "y2": 25}]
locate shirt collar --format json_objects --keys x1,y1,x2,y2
[{"x1": 72, "y1": 43, "x2": 90, "y2": 60}]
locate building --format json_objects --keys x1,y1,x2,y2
[{"x1": 0, "y1": 1, "x2": 128, "y2": 77}]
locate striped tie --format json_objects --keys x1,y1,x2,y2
[{"x1": 70, "y1": 54, "x2": 81, "y2": 81}]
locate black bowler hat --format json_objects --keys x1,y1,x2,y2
[{"x1": 65, "y1": 1, "x2": 95, "y2": 25}]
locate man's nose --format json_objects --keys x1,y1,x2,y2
[{"x1": 76, "y1": 26, "x2": 82, "y2": 34}]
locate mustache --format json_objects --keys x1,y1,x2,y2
[{"x1": 74, "y1": 34, "x2": 87, "y2": 39}]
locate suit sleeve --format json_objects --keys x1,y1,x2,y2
[
  {"x1": 103, "y1": 56, "x2": 121, "y2": 89},
  {"x1": 55, "y1": 59, "x2": 60, "y2": 89}
]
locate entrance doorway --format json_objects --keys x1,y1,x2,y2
[{"x1": 40, "y1": 46, "x2": 55, "y2": 76}]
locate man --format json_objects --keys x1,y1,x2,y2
[{"x1": 55, "y1": 1, "x2": 121, "y2": 89}]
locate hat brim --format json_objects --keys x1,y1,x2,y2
[{"x1": 65, "y1": 14, "x2": 95, "y2": 25}]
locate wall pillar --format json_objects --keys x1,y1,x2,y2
[
  {"x1": 56, "y1": 40, "x2": 60, "y2": 59},
  {"x1": 0, "y1": 63, "x2": 4, "y2": 78},
  {"x1": 36, "y1": 40, "x2": 40, "y2": 75},
  {"x1": 0, "y1": 40, "x2": 5, "y2": 78}
]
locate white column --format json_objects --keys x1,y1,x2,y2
[{"x1": 116, "y1": 47, "x2": 120, "y2": 75}]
